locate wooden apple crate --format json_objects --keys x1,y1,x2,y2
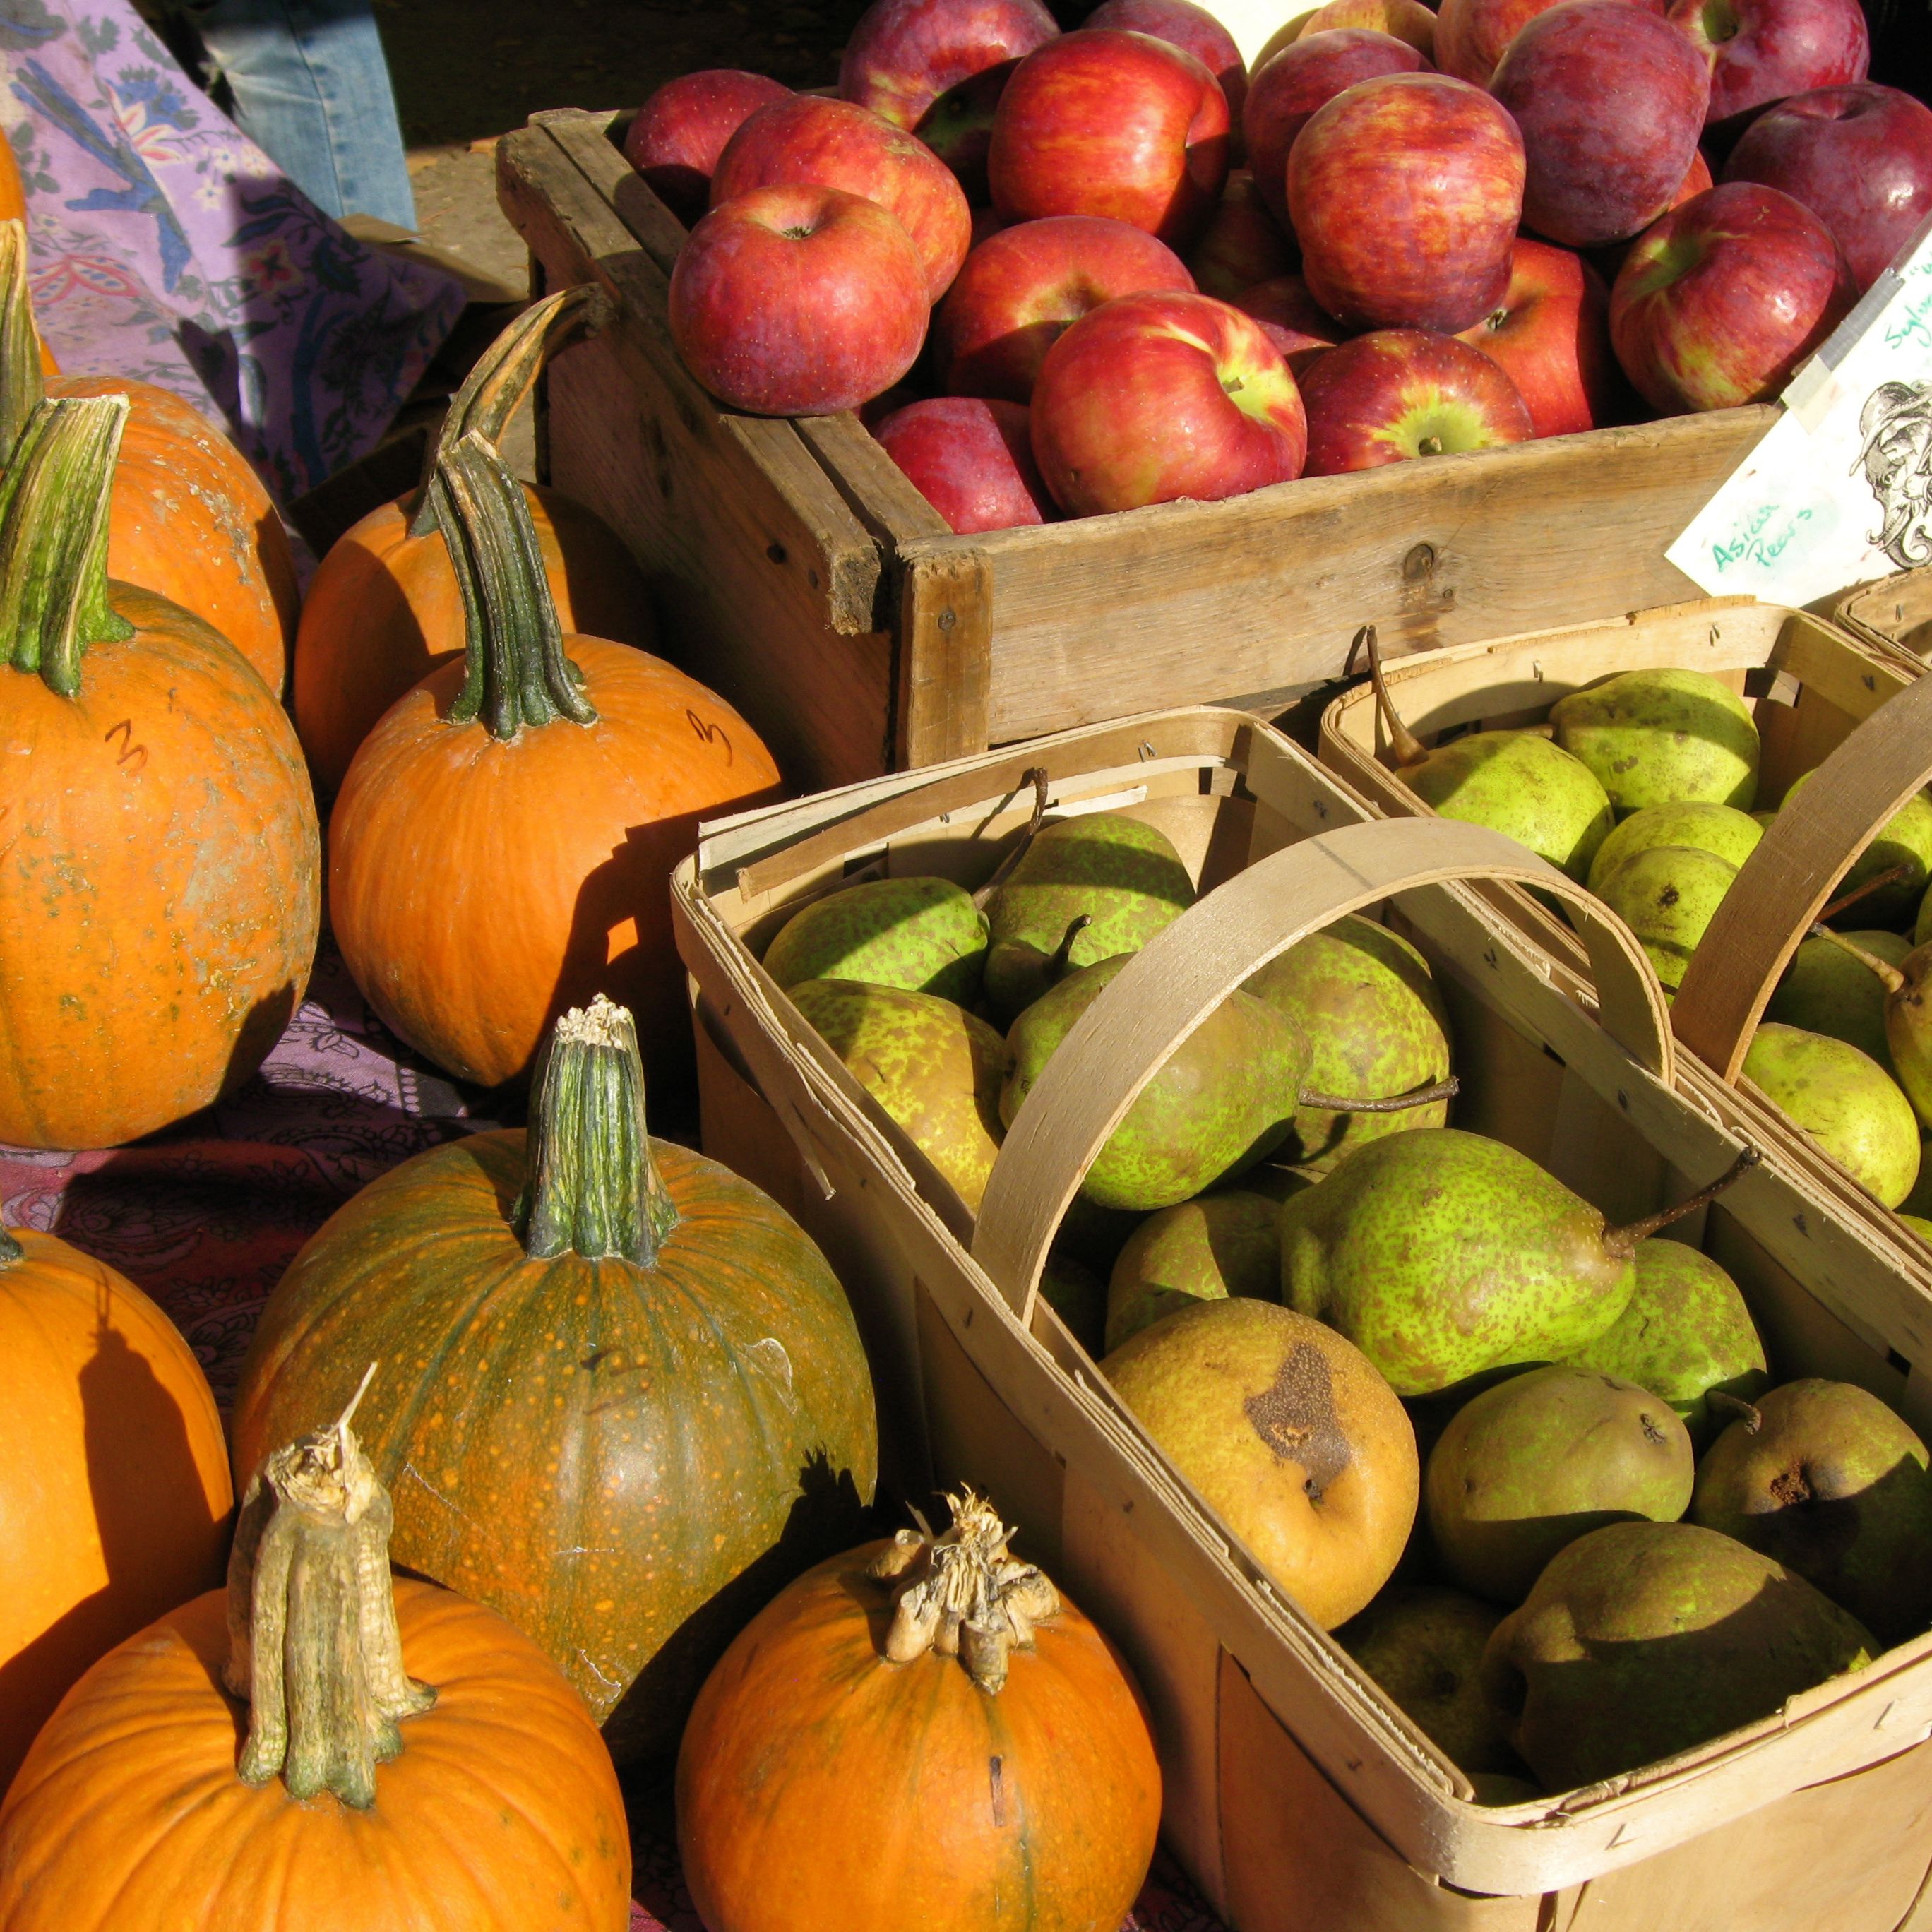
[
  {"x1": 671, "y1": 705, "x2": 1932, "y2": 1932},
  {"x1": 1840, "y1": 568, "x2": 1932, "y2": 663},
  {"x1": 1317, "y1": 597, "x2": 1932, "y2": 1275},
  {"x1": 496, "y1": 108, "x2": 1777, "y2": 797}
]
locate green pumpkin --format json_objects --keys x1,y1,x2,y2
[{"x1": 229, "y1": 996, "x2": 878, "y2": 1760}]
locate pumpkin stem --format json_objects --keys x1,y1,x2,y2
[
  {"x1": 405, "y1": 285, "x2": 602, "y2": 538},
  {"x1": 0, "y1": 394, "x2": 135, "y2": 696},
  {"x1": 518, "y1": 994, "x2": 679, "y2": 1266},
  {"x1": 870, "y1": 1487, "x2": 1061, "y2": 1695},
  {"x1": 437, "y1": 428, "x2": 597, "y2": 741},
  {"x1": 0, "y1": 1222, "x2": 20, "y2": 1266},
  {"x1": 0, "y1": 219, "x2": 46, "y2": 468},
  {"x1": 224, "y1": 1364, "x2": 437, "y2": 1809}
]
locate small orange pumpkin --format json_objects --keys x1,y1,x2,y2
[
  {"x1": 0, "y1": 1389, "x2": 632, "y2": 1928},
  {"x1": 0, "y1": 1223, "x2": 232, "y2": 1793},
  {"x1": 329, "y1": 427, "x2": 778, "y2": 1088},
  {"x1": 293, "y1": 286, "x2": 650, "y2": 794},
  {"x1": 0, "y1": 219, "x2": 298, "y2": 693},
  {"x1": 679, "y1": 1490, "x2": 1164, "y2": 1932},
  {"x1": 0, "y1": 391, "x2": 321, "y2": 1150}
]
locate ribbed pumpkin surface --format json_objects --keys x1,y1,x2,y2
[
  {"x1": 0, "y1": 1580, "x2": 631, "y2": 1931},
  {"x1": 0, "y1": 583, "x2": 320, "y2": 1150},
  {"x1": 679, "y1": 1543, "x2": 1162, "y2": 1932},
  {"x1": 229, "y1": 1131, "x2": 878, "y2": 1758}
]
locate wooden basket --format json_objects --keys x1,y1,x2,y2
[
  {"x1": 499, "y1": 108, "x2": 1775, "y2": 797},
  {"x1": 1840, "y1": 568, "x2": 1932, "y2": 663},
  {"x1": 671, "y1": 706, "x2": 1932, "y2": 1931}
]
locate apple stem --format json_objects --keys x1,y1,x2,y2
[
  {"x1": 1601, "y1": 1146, "x2": 1761, "y2": 1258},
  {"x1": 974, "y1": 766, "x2": 1051, "y2": 910},
  {"x1": 1815, "y1": 861, "x2": 1915, "y2": 927},
  {"x1": 1417, "y1": 435, "x2": 1443, "y2": 455},
  {"x1": 1707, "y1": 1390, "x2": 1763, "y2": 1434},
  {"x1": 1349, "y1": 624, "x2": 1429, "y2": 774},
  {"x1": 1298, "y1": 1073, "x2": 1460, "y2": 1114},
  {"x1": 1808, "y1": 924, "x2": 1907, "y2": 999}
]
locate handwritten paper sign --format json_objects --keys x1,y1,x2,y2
[{"x1": 1667, "y1": 215, "x2": 1932, "y2": 605}]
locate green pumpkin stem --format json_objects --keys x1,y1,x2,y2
[
  {"x1": 0, "y1": 395, "x2": 135, "y2": 696},
  {"x1": 0, "y1": 219, "x2": 46, "y2": 468},
  {"x1": 518, "y1": 994, "x2": 679, "y2": 1267},
  {"x1": 224, "y1": 1364, "x2": 436, "y2": 1809},
  {"x1": 405, "y1": 285, "x2": 600, "y2": 539},
  {"x1": 1600, "y1": 1145, "x2": 1761, "y2": 1260},
  {"x1": 0, "y1": 1223, "x2": 20, "y2": 1266},
  {"x1": 437, "y1": 427, "x2": 595, "y2": 741}
]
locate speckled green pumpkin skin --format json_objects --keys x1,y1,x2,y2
[{"x1": 227, "y1": 1129, "x2": 878, "y2": 1760}]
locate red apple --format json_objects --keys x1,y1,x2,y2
[
  {"x1": 1290, "y1": 72, "x2": 1525, "y2": 332},
  {"x1": 837, "y1": 0, "x2": 1060, "y2": 200},
  {"x1": 1296, "y1": 0, "x2": 1439, "y2": 59},
  {"x1": 1610, "y1": 181, "x2": 1855, "y2": 411},
  {"x1": 1722, "y1": 84, "x2": 1932, "y2": 291},
  {"x1": 1189, "y1": 169, "x2": 1296, "y2": 299},
  {"x1": 873, "y1": 396, "x2": 1054, "y2": 531},
  {"x1": 986, "y1": 28, "x2": 1232, "y2": 249},
  {"x1": 1086, "y1": 0, "x2": 1250, "y2": 136},
  {"x1": 1454, "y1": 237, "x2": 1618, "y2": 434},
  {"x1": 669, "y1": 185, "x2": 931, "y2": 416},
  {"x1": 934, "y1": 213, "x2": 1197, "y2": 400},
  {"x1": 1031, "y1": 290, "x2": 1308, "y2": 513},
  {"x1": 1244, "y1": 28, "x2": 1433, "y2": 228},
  {"x1": 1671, "y1": 146, "x2": 1716, "y2": 206},
  {"x1": 971, "y1": 204, "x2": 1011, "y2": 245},
  {"x1": 1301, "y1": 327, "x2": 1534, "y2": 472},
  {"x1": 711, "y1": 95, "x2": 972, "y2": 303},
  {"x1": 1233, "y1": 273, "x2": 1344, "y2": 374},
  {"x1": 624, "y1": 71, "x2": 794, "y2": 225},
  {"x1": 1491, "y1": 1, "x2": 1711, "y2": 248},
  {"x1": 1667, "y1": 0, "x2": 1868, "y2": 129}
]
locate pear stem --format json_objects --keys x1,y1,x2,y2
[
  {"x1": 1047, "y1": 912, "x2": 1092, "y2": 982},
  {"x1": 1808, "y1": 925, "x2": 1906, "y2": 998},
  {"x1": 974, "y1": 766, "x2": 1051, "y2": 909},
  {"x1": 1818, "y1": 861, "x2": 1914, "y2": 926},
  {"x1": 1601, "y1": 1146, "x2": 1760, "y2": 1259},
  {"x1": 1299, "y1": 1073, "x2": 1460, "y2": 1114},
  {"x1": 1349, "y1": 624, "x2": 1429, "y2": 775},
  {"x1": 1708, "y1": 1390, "x2": 1763, "y2": 1433}
]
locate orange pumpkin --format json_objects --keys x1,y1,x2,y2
[
  {"x1": 329, "y1": 427, "x2": 778, "y2": 1088},
  {"x1": 293, "y1": 286, "x2": 650, "y2": 794},
  {"x1": 0, "y1": 219, "x2": 297, "y2": 693},
  {"x1": 0, "y1": 1224, "x2": 232, "y2": 1793},
  {"x1": 0, "y1": 1395, "x2": 631, "y2": 1929},
  {"x1": 0, "y1": 393, "x2": 321, "y2": 1149},
  {"x1": 679, "y1": 1491, "x2": 1163, "y2": 1932}
]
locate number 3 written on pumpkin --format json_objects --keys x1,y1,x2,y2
[
  {"x1": 103, "y1": 719, "x2": 148, "y2": 774},
  {"x1": 686, "y1": 709, "x2": 732, "y2": 765}
]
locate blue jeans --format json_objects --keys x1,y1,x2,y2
[{"x1": 186, "y1": 0, "x2": 417, "y2": 229}]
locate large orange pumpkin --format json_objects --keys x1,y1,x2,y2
[
  {"x1": 0, "y1": 218, "x2": 297, "y2": 693},
  {"x1": 328, "y1": 428, "x2": 778, "y2": 1089},
  {"x1": 232, "y1": 995, "x2": 878, "y2": 1761},
  {"x1": 293, "y1": 285, "x2": 650, "y2": 794},
  {"x1": 0, "y1": 1224, "x2": 232, "y2": 1793},
  {"x1": 0, "y1": 1398, "x2": 631, "y2": 1929},
  {"x1": 0, "y1": 393, "x2": 321, "y2": 1150},
  {"x1": 679, "y1": 1491, "x2": 1163, "y2": 1932},
  {"x1": 0, "y1": 138, "x2": 23, "y2": 227}
]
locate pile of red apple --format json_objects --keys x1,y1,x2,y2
[{"x1": 630, "y1": 0, "x2": 1932, "y2": 535}]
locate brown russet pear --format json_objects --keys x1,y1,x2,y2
[
  {"x1": 1103, "y1": 1296, "x2": 1418, "y2": 1628},
  {"x1": 1338, "y1": 1585, "x2": 1518, "y2": 1775}
]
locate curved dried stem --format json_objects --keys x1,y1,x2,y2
[
  {"x1": 1349, "y1": 624, "x2": 1427, "y2": 774},
  {"x1": 1602, "y1": 1145, "x2": 1761, "y2": 1259}
]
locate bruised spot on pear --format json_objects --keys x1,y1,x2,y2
[{"x1": 1245, "y1": 1344, "x2": 1352, "y2": 1501}]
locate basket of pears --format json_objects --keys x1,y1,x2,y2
[
  {"x1": 674, "y1": 703, "x2": 1932, "y2": 1932},
  {"x1": 1321, "y1": 596, "x2": 1932, "y2": 1275},
  {"x1": 1839, "y1": 566, "x2": 1932, "y2": 667}
]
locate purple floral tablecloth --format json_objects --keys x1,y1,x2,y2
[{"x1": 1, "y1": 0, "x2": 465, "y2": 507}]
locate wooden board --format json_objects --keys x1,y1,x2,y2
[{"x1": 1841, "y1": 566, "x2": 1932, "y2": 663}]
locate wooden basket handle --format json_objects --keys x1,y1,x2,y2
[
  {"x1": 1672, "y1": 666, "x2": 1932, "y2": 1083},
  {"x1": 970, "y1": 816, "x2": 1674, "y2": 1322}
]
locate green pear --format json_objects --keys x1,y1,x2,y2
[
  {"x1": 1901, "y1": 1212, "x2": 1932, "y2": 1245},
  {"x1": 1482, "y1": 1521, "x2": 1874, "y2": 1791},
  {"x1": 1244, "y1": 915, "x2": 1454, "y2": 1171},
  {"x1": 1337, "y1": 1585, "x2": 1518, "y2": 1773},
  {"x1": 1278, "y1": 1128, "x2": 1754, "y2": 1397},
  {"x1": 1105, "y1": 1186, "x2": 1289, "y2": 1354},
  {"x1": 1741, "y1": 1024, "x2": 1920, "y2": 1207},
  {"x1": 1765, "y1": 929, "x2": 1913, "y2": 1075},
  {"x1": 1784, "y1": 771, "x2": 1932, "y2": 927},
  {"x1": 1585, "y1": 801, "x2": 1764, "y2": 895},
  {"x1": 1548, "y1": 667, "x2": 1760, "y2": 814},
  {"x1": 1916, "y1": 880, "x2": 1932, "y2": 948},
  {"x1": 1039, "y1": 1253, "x2": 1107, "y2": 1356},
  {"x1": 762, "y1": 876, "x2": 989, "y2": 1008},
  {"x1": 1594, "y1": 845, "x2": 1738, "y2": 992},
  {"x1": 980, "y1": 813, "x2": 1195, "y2": 1022},
  {"x1": 1424, "y1": 1366, "x2": 1695, "y2": 1603},
  {"x1": 790, "y1": 979, "x2": 1008, "y2": 1211},
  {"x1": 1561, "y1": 1238, "x2": 1768, "y2": 1448},
  {"x1": 1691, "y1": 1379, "x2": 1932, "y2": 1647}
]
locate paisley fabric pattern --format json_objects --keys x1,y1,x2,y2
[{"x1": 1, "y1": 0, "x2": 463, "y2": 503}]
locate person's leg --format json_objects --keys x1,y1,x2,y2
[{"x1": 187, "y1": 0, "x2": 417, "y2": 228}]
